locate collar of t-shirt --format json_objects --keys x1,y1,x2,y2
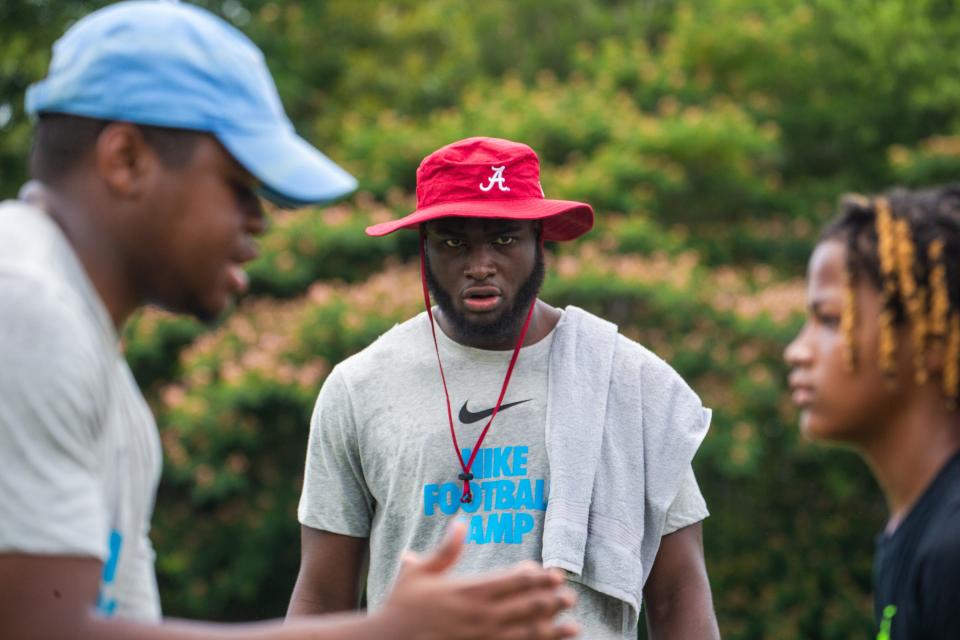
[{"x1": 432, "y1": 308, "x2": 561, "y2": 365}]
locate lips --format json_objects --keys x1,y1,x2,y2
[
  {"x1": 791, "y1": 388, "x2": 815, "y2": 407},
  {"x1": 462, "y1": 285, "x2": 503, "y2": 312},
  {"x1": 226, "y1": 241, "x2": 258, "y2": 295},
  {"x1": 226, "y1": 263, "x2": 250, "y2": 294},
  {"x1": 788, "y1": 373, "x2": 814, "y2": 407}
]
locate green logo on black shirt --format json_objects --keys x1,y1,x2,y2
[{"x1": 876, "y1": 605, "x2": 897, "y2": 640}]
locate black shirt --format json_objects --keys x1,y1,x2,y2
[{"x1": 874, "y1": 451, "x2": 960, "y2": 640}]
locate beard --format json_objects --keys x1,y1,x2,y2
[{"x1": 424, "y1": 244, "x2": 545, "y2": 343}]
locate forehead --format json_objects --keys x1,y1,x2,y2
[
  {"x1": 428, "y1": 217, "x2": 534, "y2": 234},
  {"x1": 173, "y1": 133, "x2": 244, "y2": 178},
  {"x1": 807, "y1": 240, "x2": 846, "y2": 294},
  {"x1": 206, "y1": 136, "x2": 254, "y2": 181}
]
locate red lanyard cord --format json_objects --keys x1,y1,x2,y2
[{"x1": 419, "y1": 232, "x2": 536, "y2": 503}]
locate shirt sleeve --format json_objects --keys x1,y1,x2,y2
[
  {"x1": 662, "y1": 465, "x2": 709, "y2": 535},
  {"x1": 298, "y1": 366, "x2": 375, "y2": 537},
  {"x1": 0, "y1": 276, "x2": 110, "y2": 559}
]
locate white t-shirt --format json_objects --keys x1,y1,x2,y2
[
  {"x1": 299, "y1": 311, "x2": 708, "y2": 639},
  {"x1": 0, "y1": 199, "x2": 162, "y2": 621}
]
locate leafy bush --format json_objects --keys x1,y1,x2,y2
[
  {"x1": 337, "y1": 73, "x2": 783, "y2": 226},
  {"x1": 14, "y1": 1, "x2": 954, "y2": 636},
  {"x1": 888, "y1": 135, "x2": 960, "y2": 187},
  {"x1": 246, "y1": 200, "x2": 419, "y2": 297}
]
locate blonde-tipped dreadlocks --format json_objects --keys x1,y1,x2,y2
[
  {"x1": 873, "y1": 198, "x2": 899, "y2": 381},
  {"x1": 892, "y1": 216, "x2": 928, "y2": 384},
  {"x1": 840, "y1": 265, "x2": 857, "y2": 372},
  {"x1": 824, "y1": 186, "x2": 960, "y2": 408},
  {"x1": 946, "y1": 314, "x2": 960, "y2": 410},
  {"x1": 929, "y1": 240, "x2": 949, "y2": 337}
]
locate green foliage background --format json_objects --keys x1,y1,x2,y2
[{"x1": 8, "y1": 0, "x2": 960, "y2": 637}]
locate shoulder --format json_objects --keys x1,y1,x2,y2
[
  {"x1": 337, "y1": 313, "x2": 433, "y2": 377},
  {"x1": 0, "y1": 199, "x2": 107, "y2": 326},
  {"x1": 615, "y1": 333, "x2": 670, "y2": 373},
  {"x1": 918, "y1": 489, "x2": 960, "y2": 568},
  {"x1": 0, "y1": 200, "x2": 68, "y2": 278},
  {"x1": 0, "y1": 270, "x2": 114, "y2": 438},
  {"x1": 558, "y1": 304, "x2": 697, "y2": 395},
  {"x1": 614, "y1": 329, "x2": 696, "y2": 398},
  {"x1": 0, "y1": 271, "x2": 108, "y2": 364},
  {"x1": 332, "y1": 312, "x2": 432, "y2": 384},
  {"x1": 909, "y1": 490, "x2": 960, "y2": 630}
]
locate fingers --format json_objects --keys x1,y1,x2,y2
[
  {"x1": 397, "y1": 550, "x2": 420, "y2": 577},
  {"x1": 417, "y1": 519, "x2": 467, "y2": 573},
  {"x1": 386, "y1": 554, "x2": 579, "y2": 640},
  {"x1": 491, "y1": 584, "x2": 577, "y2": 629},
  {"x1": 460, "y1": 561, "x2": 567, "y2": 600},
  {"x1": 475, "y1": 566, "x2": 578, "y2": 640}
]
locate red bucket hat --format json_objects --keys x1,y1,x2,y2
[{"x1": 364, "y1": 136, "x2": 594, "y2": 241}]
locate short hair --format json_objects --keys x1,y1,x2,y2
[
  {"x1": 29, "y1": 113, "x2": 205, "y2": 183},
  {"x1": 822, "y1": 185, "x2": 960, "y2": 405}
]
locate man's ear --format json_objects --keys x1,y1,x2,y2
[{"x1": 94, "y1": 122, "x2": 156, "y2": 199}]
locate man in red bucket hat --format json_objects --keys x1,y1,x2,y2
[{"x1": 290, "y1": 137, "x2": 720, "y2": 638}]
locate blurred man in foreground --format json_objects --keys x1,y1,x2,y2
[{"x1": 0, "y1": 3, "x2": 576, "y2": 638}]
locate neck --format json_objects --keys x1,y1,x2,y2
[
  {"x1": 25, "y1": 180, "x2": 141, "y2": 331},
  {"x1": 858, "y1": 393, "x2": 960, "y2": 533},
  {"x1": 438, "y1": 299, "x2": 561, "y2": 351}
]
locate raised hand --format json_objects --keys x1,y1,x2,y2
[{"x1": 377, "y1": 521, "x2": 579, "y2": 640}]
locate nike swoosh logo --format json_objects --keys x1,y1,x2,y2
[{"x1": 459, "y1": 399, "x2": 532, "y2": 424}]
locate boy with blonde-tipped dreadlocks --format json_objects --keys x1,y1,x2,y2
[{"x1": 785, "y1": 185, "x2": 960, "y2": 639}]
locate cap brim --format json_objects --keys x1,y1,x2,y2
[
  {"x1": 365, "y1": 198, "x2": 594, "y2": 242},
  {"x1": 218, "y1": 126, "x2": 357, "y2": 208}
]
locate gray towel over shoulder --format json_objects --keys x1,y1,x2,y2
[{"x1": 541, "y1": 306, "x2": 711, "y2": 633}]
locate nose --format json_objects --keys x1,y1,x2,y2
[
  {"x1": 463, "y1": 244, "x2": 496, "y2": 281},
  {"x1": 784, "y1": 323, "x2": 813, "y2": 367}
]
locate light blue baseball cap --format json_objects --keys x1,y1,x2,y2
[{"x1": 25, "y1": 0, "x2": 356, "y2": 208}]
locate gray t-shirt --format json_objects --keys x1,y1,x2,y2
[
  {"x1": 299, "y1": 311, "x2": 708, "y2": 638},
  {"x1": 0, "y1": 199, "x2": 162, "y2": 621}
]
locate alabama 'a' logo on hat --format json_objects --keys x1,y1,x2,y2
[{"x1": 479, "y1": 166, "x2": 510, "y2": 193}]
